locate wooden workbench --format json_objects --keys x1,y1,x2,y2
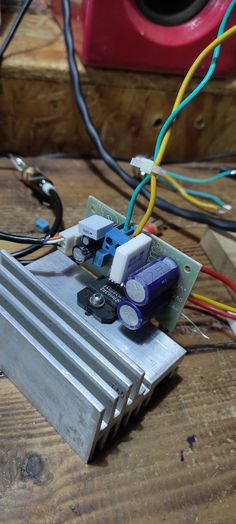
[
  {"x1": 0, "y1": 158, "x2": 235, "y2": 523},
  {"x1": 0, "y1": 12, "x2": 236, "y2": 159}
]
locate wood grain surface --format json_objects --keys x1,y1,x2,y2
[
  {"x1": 0, "y1": 158, "x2": 235, "y2": 524},
  {"x1": 0, "y1": 13, "x2": 236, "y2": 158}
]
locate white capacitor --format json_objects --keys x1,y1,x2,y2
[
  {"x1": 109, "y1": 233, "x2": 152, "y2": 284},
  {"x1": 78, "y1": 215, "x2": 113, "y2": 240}
]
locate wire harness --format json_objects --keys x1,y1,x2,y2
[{"x1": 61, "y1": 0, "x2": 236, "y2": 233}]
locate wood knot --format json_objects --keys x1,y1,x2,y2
[{"x1": 21, "y1": 453, "x2": 44, "y2": 481}]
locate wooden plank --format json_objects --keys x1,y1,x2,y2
[
  {"x1": 201, "y1": 229, "x2": 236, "y2": 302},
  {"x1": 0, "y1": 14, "x2": 236, "y2": 158},
  {"x1": 0, "y1": 349, "x2": 235, "y2": 524},
  {"x1": 0, "y1": 158, "x2": 235, "y2": 522}
]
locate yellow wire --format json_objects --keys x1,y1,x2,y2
[
  {"x1": 162, "y1": 174, "x2": 219, "y2": 211},
  {"x1": 134, "y1": 25, "x2": 236, "y2": 236},
  {"x1": 191, "y1": 293, "x2": 236, "y2": 314}
]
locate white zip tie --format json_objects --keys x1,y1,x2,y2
[{"x1": 130, "y1": 157, "x2": 165, "y2": 177}]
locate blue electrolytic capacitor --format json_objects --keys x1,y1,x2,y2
[
  {"x1": 117, "y1": 292, "x2": 171, "y2": 330},
  {"x1": 125, "y1": 256, "x2": 179, "y2": 306}
]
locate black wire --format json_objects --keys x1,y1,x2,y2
[
  {"x1": 164, "y1": 151, "x2": 236, "y2": 164},
  {"x1": 0, "y1": 0, "x2": 34, "y2": 59},
  {"x1": 197, "y1": 150, "x2": 236, "y2": 162},
  {"x1": 12, "y1": 189, "x2": 63, "y2": 259},
  {"x1": 143, "y1": 189, "x2": 236, "y2": 231},
  {"x1": 0, "y1": 232, "x2": 47, "y2": 244},
  {"x1": 38, "y1": 151, "x2": 133, "y2": 162},
  {"x1": 61, "y1": 0, "x2": 236, "y2": 233},
  {"x1": 2, "y1": 149, "x2": 236, "y2": 167},
  {"x1": 61, "y1": 0, "x2": 135, "y2": 189}
]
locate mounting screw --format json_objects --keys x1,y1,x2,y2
[{"x1": 89, "y1": 293, "x2": 105, "y2": 308}]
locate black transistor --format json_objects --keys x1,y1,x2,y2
[{"x1": 77, "y1": 277, "x2": 124, "y2": 323}]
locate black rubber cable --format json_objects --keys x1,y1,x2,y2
[
  {"x1": 1, "y1": 149, "x2": 236, "y2": 166},
  {"x1": 61, "y1": 0, "x2": 137, "y2": 189},
  {"x1": 0, "y1": 0, "x2": 33, "y2": 59},
  {"x1": 61, "y1": 0, "x2": 236, "y2": 232},
  {"x1": 0, "y1": 232, "x2": 48, "y2": 244},
  {"x1": 197, "y1": 150, "x2": 236, "y2": 162}
]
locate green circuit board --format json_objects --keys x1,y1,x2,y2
[{"x1": 84, "y1": 196, "x2": 201, "y2": 331}]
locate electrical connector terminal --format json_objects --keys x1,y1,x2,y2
[{"x1": 58, "y1": 225, "x2": 81, "y2": 255}]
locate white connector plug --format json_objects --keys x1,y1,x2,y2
[{"x1": 58, "y1": 225, "x2": 81, "y2": 255}]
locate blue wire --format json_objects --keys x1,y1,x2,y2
[{"x1": 123, "y1": 0, "x2": 236, "y2": 232}]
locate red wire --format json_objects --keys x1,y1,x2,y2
[
  {"x1": 188, "y1": 297, "x2": 236, "y2": 320},
  {"x1": 201, "y1": 265, "x2": 236, "y2": 293}
]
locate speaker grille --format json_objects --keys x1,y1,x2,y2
[{"x1": 135, "y1": 0, "x2": 209, "y2": 26}]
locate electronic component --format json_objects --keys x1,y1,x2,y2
[
  {"x1": 84, "y1": 196, "x2": 201, "y2": 330},
  {"x1": 125, "y1": 256, "x2": 180, "y2": 306},
  {"x1": 109, "y1": 233, "x2": 152, "y2": 285},
  {"x1": 77, "y1": 276, "x2": 124, "y2": 323},
  {"x1": 58, "y1": 224, "x2": 81, "y2": 255},
  {"x1": 94, "y1": 224, "x2": 135, "y2": 267},
  {"x1": 72, "y1": 240, "x2": 101, "y2": 265},
  {"x1": 82, "y1": 235, "x2": 97, "y2": 247},
  {"x1": 35, "y1": 218, "x2": 50, "y2": 233},
  {"x1": 78, "y1": 214, "x2": 113, "y2": 240},
  {"x1": 118, "y1": 292, "x2": 171, "y2": 330},
  {"x1": 143, "y1": 222, "x2": 162, "y2": 235}
]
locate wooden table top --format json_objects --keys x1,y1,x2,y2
[{"x1": 0, "y1": 158, "x2": 235, "y2": 524}]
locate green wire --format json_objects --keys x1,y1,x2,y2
[
  {"x1": 123, "y1": 0, "x2": 236, "y2": 232},
  {"x1": 160, "y1": 176, "x2": 226, "y2": 208},
  {"x1": 165, "y1": 169, "x2": 233, "y2": 185},
  {"x1": 184, "y1": 189, "x2": 225, "y2": 208},
  {"x1": 153, "y1": 0, "x2": 236, "y2": 160}
]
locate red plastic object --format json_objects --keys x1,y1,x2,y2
[
  {"x1": 52, "y1": 0, "x2": 236, "y2": 76},
  {"x1": 143, "y1": 223, "x2": 159, "y2": 235}
]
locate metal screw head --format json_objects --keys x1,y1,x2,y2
[{"x1": 89, "y1": 293, "x2": 105, "y2": 308}]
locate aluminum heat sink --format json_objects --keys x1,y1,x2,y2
[{"x1": 0, "y1": 250, "x2": 185, "y2": 462}]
